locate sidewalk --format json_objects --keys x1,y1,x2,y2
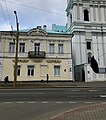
[
  {"x1": 49, "y1": 81, "x2": 106, "y2": 88},
  {"x1": 0, "y1": 81, "x2": 106, "y2": 88},
  {"x1": 49, "y1": 102, "x2": 106, "y2": 120}
]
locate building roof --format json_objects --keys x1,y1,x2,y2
[
  {"x1": 51, "y1": 24, "x2": 67, "y2": 32},
  {"x1": 19, "y1": 24, "x2": 68, "y2": 34},
  {"x1": 0, "y1": 24, "x2": 70, "y2": 35}
]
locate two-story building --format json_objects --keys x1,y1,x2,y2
[{"x1": 0, "y1": 24, "x2": 72, "y2": 81}]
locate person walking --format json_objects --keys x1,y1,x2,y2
[{"x1": 4, "y1": 76, "x2": 9, "y2": 84}]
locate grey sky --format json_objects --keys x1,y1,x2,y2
[{"x1": 0, "y1": 0, "x2": 67, "y2": 31}]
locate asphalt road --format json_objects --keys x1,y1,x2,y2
[{"x1": 0, "y1": 87, "x2": 106, "y2": 120}]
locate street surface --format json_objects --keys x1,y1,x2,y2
[{"x1": 0, "y1": 87, "x2": 106, "y2": 120}]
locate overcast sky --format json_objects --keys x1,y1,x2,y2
[{"x1": 0, "y1": 0, "x2": 67, "y2": 31}]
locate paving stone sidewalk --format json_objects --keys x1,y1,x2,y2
[
  {"x1": 49, "y1": 103, "x2": 106, "y2": 120},
  {"x1": 0, "y1": 81, "x2": 106, "y2": 88},
  {"x1": 52, "y1": 81, "x2": 106, "y2": 88}
]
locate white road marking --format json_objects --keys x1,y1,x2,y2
[
  {"x1": 99, "y1": 95, "x2": 106, "y2": 98},
  {"x1": 16, "y1": 102, "x2": 24, "y2": 104},
  {"x1": 55, "y1": 102, "x2": 63, "y2": 104},
  {"x1": 41, "y1": 102, "x2": 49, "y2": 104},
  {"x1": 85, "y1": 102, "x2": 93, "y2": 104},
  {"x1": 69, "y1": 102, "x2": 77, "y2": 104},
  {"x1": 89, "y1": 90, "x2": 101, "y2": 92},
  {"x1": 67, "y1": 90, "x2": 79, "y2": 92},
  {"x1": 1, "y1": 101, "x2": 97, "y2": 104},
  {"x1": 28, "y1": 102, "x2": 36, "y2": 104}
]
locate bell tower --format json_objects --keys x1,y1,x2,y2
[{"x1": 66, "y1": 0, "x2": 106, "y2": 28}]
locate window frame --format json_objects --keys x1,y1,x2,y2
[
  {"x1": 17, "y1": 65, "x2": 21, "y2": 76},
  {"x1": 49, "y1": 44, "x2": 55, "y2": 53},
  {"x1": 84, "y1": 9, "x2": 89, "y2": 21},
  {"x1": 54, "y1": 65, "x2": 60, "y2": 76},
  {"x1": 27, "y1": 65, "x2": 34, "y2": 77},
  {"x1": 34, "y1": 43, "x2": 40, "y2": 52},
  {"x1": 87, "y1": 42, "x2": 91, "y2": 50},
  {"x1": 58, "y1": 44, "x2": 63, "y2": 53},
  {"x1": 9, "y1": 42, "x2": 15, "y2": 53},
  {"x1": 19, "y1": 43, "x2": 25, "y2": 53}
]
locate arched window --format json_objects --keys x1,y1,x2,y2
[{"x1": 84, "y1": 9, "x2": 89, "y2": 21}]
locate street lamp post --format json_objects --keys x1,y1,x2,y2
[{"x1": 14, "y1": 11, "x2": 19, "y2": 88}]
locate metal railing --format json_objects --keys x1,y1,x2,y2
[{"x1": 28, "y1": 51, "x2": 46, "y2": 58}]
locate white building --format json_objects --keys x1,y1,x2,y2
[{"x1": 66, "y1": 0, "x2": 106, "y2": 82}]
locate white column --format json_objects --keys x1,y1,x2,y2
[
  {"x1": 72, "y1": 5, "x2": 77, "y2": 22},
  {"x1": 79, "y1": 5, "x2": 83, "y2": 21},
  {"x1": 101, "y1": 7, "x2": 105, "y2": 22},
  {"x1": 95, "y1": 7, "x2": 99, "y2": 22},
  {"x1": 104, "y1": 8, "x2": 106, "y2": 22},
  {"x1": 90, "y1": 7, "x2": 94, "y2": 22}
]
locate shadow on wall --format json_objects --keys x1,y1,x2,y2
[{"x1": 91, "y1": 56, "x2": 99, "y2": 73}]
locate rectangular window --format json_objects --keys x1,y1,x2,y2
[
  {"x1": 19, "y1": 43, "x2": 25, "y2": 53},
  {"x1": 9, "y1": 42, "x2": 15, "y2": 53},
  {"x1": 49, "y1": 44, "x2": 54, "y2": 53},
  {"x1": 17, "y1": 66, "x2": 21, "y2": 76},
  {"x1": 27, "y1": 65, "x2": 34, "y2": 76},
  {"x1": 54, "y1": 66, "x2": 60, "y2": 76},
  {"x1": 87, "y1": 42, "x2": 91, "y2": 50},
  {"x1": 58, "y1": 44, "x2": 63, "y2": 53}
]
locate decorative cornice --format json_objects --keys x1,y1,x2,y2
[
  {"x1": 12, "y1": 59, "x2": 29, "y2": 63},
  {"x1": 33, "y1": 60, "x2": 42, "y2": 63},
  {"x1": 27, "y1": 28, "x2": 47, "y2": 36},
  {"x1": 46, "y1": 60, "x2": 61, "y2": 63},
  {"x1": 73, "y1": 31, "x2": 85, "y2": 35},
  {"x1": 92, "y1": 32, "x2": 106, "y2": 36}
]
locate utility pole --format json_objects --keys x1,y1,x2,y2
[{"x1": 14, "y1": 11, "x2": 19, "y2": 88}]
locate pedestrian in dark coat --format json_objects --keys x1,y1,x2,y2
[{"x1": 4, "y1": 76, "x2": 9, "y2": 84}]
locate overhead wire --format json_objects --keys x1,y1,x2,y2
[
  {"x1": 0, "y1": 2, "x2": 9, "y2": 27},
  {"x1": 4, "y1": 0, "x2": 13, "y2": 31},
  {"x1": 0, "y1": 0, "x2": 66, "y2": 31},
  {"x1": 1, "y1": 0, "x2": 66, "y2": 17}
]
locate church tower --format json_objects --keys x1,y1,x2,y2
[{"x1": 66, "y1": 0, "x2": 106, "y2": 81}]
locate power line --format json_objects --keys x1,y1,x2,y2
[
  {"x1": 4, "y1": 0, "x2": 13, "y2": 30},
  {"x1": 0, "y1": 1, "x2": 13, "y2": 31},
  {"x1": 1, "y1": 0, "x2": 66, "y2": 17},
  {"x1": 0, "y1": 2, "x2": 8, "y2": 26}
]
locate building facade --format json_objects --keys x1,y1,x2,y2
[
  {"x1": 0, "y1": 24, "x2": 72, "y2": 81},
  {"x1": 66, "y1": 0, "x2": 106, "y2": 82}
]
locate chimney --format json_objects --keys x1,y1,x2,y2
[
  {"x1": 37, "y1": 26, "x2": 42, "y2": 29},
  {"x1": 43, "y1": 25, "x2": 47, "y2": 30}
]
